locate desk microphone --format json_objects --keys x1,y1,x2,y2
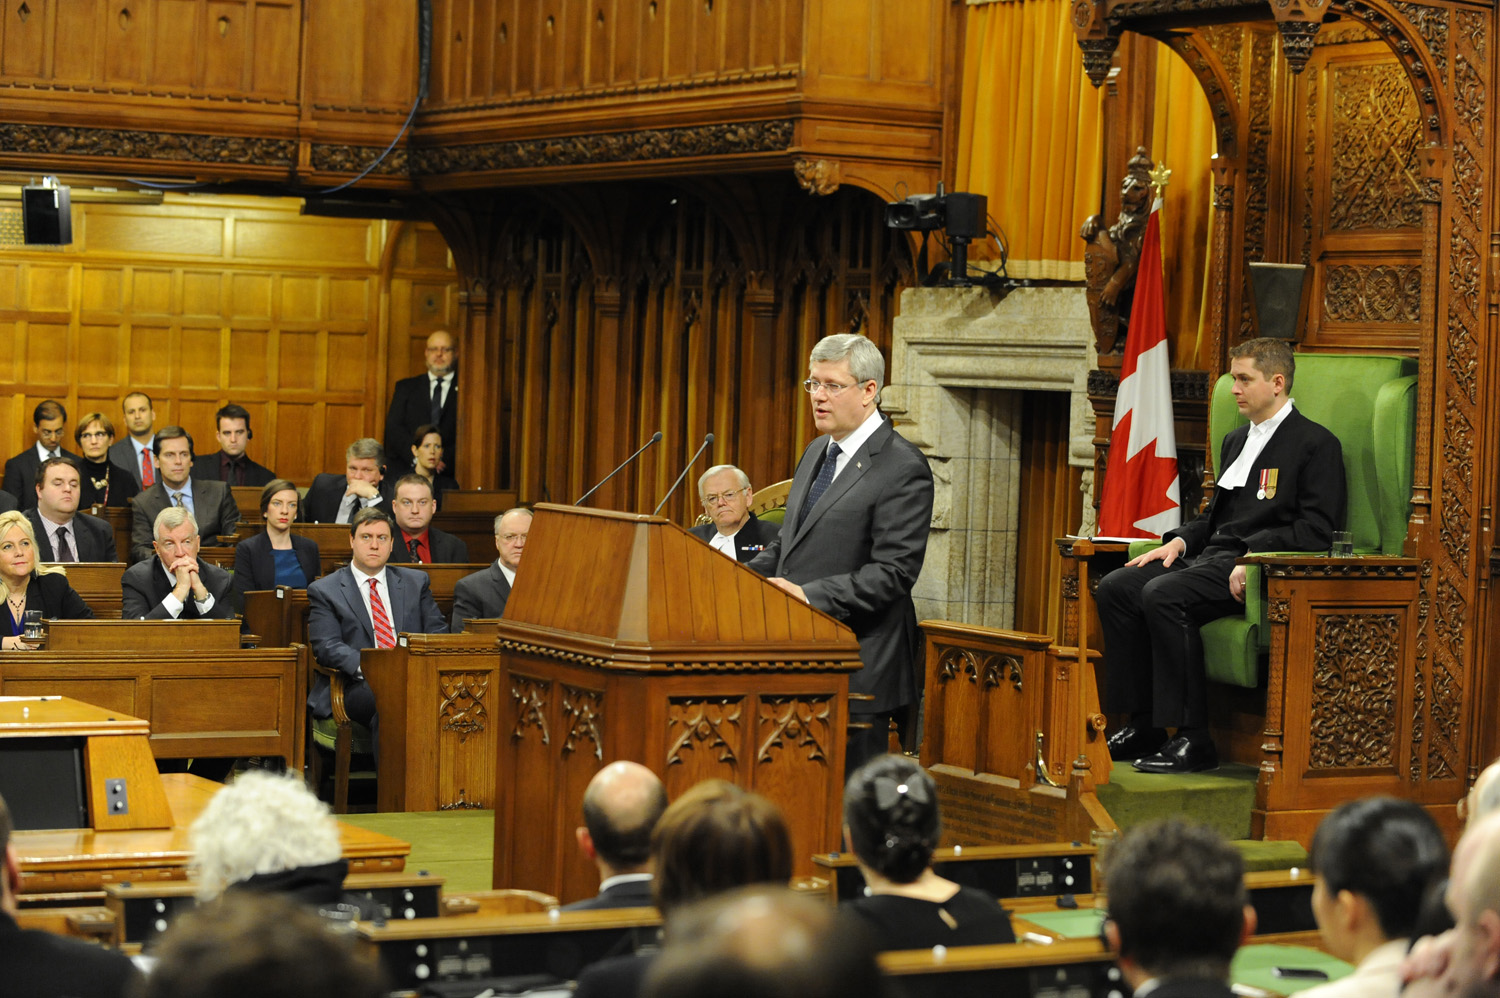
[
  {"x1": 654, "y1": 433, "x2": 714, "y2": 515},
  {"x1": 575, "y1": 432, "x2": 662, "y2": 506}
]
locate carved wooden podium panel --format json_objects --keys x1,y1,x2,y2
[{"x1": 492, "y1": 505, "x2": 863, "y2": 902}]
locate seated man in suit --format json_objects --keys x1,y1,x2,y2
[
  {"x1": 191, "y1": 403, "x2": 275, "y2": 488},
  {"x1": 121, "y1": 506, "x2": 236, "y2": 620},
  {"x1": 384, "y1": 329, "x2": 458, "y2": 479},
  {"x1": 450, "y1": 507, "x2": 531, "y2": 631},
  {"x1": 1096, "y1": 337, "x2": 1346, "y2": 774},
  {"x1": 2, "y1": 400, "x2": 75, "y2": 512},
  {"x1": 387, "y1": 475, "x2": 468, "y2": 564},
  {"x1": 690, "y1": 464, "x2": 780, "y2": 564},
  {"x1": 109, "y1": 391, "x2": 157, "y2": 489},
  {"x1": 562, "y1": 761, "x2": 667, "y2": 911},
  {"x1": 306, "y1": 508, "x2": 447, "y2": 762},
  {"x1": 26, "y1": 457, "x2": 116, "y2": 562},
  {"x1": 130, "y1": 427, "x2": 242, "y2": 564},
  {"x1": 302, "y1": 438, "x2": 393, "y2": 524}
]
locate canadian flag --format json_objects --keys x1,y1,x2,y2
[{"x1": 1097, "y1": 197, "x2": 1181, "y2": 538}]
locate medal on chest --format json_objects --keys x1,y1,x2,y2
[{"x1": 1258, "y1": 468, "x2": 1278, "y2": 500}]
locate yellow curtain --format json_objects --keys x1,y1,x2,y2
[
  {"x1": 1150, "y1": 46, "x2": 1217, "y2": 370},
  {"x1": 956, "y1": 0, "x2": 1104, "y2": 280}
]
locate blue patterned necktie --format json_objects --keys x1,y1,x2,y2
[{"x1": 797, "y1": 442, "x2": 841, "y2": 531}]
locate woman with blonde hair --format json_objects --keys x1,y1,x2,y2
[{"x1": 0, "y1": 510, "x2": 93, "y2": 649}]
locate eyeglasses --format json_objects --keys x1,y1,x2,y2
[
  {"x1": 702, "y1": 488, "x2": 748, "y2": 507},
  {"x1": 395, "y1": 498, "x2": 433, "y2": 509},
  {"x1": 79, "y1": 431, "x2": 111, "y2": 441},
  {"x1": 802, "y1": 379, "x2": 869, "y2": 396}
]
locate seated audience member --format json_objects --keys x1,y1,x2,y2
[
  {"x1": 409, "y1": 423, "x2": 459, "y2": 507},
  {"x1": 0, "y1": 791, "x2": 140, "y2": 998},
  {"x1": 2, "y1": 400, "x2": 75, "y2": 512},
  {"x1": 1463, "y1": 757, "x2": 1500, "y2": 828},
  {"x1": 643, "y1": 886, "x2": 883, "y2": 998},
  {"x1": 0, "y1": 511, "x2": 93, "y2": 647},
  {"x1": 574, "y1": 780, "x2": 794, "y2": 998},
  {"x1": 190, "y1": 770, "x2": 375, "y2": 916},
  {"x1": 841, "y1": 754, "x2": 1014, "y2": 950},
  {"x1": 387, "y1": 474, "x2": 468, "y2": 564},
  {"x1": 26, "y1": 457, "x2": 116, "y2": 562},
  {"x1": 192, "y1": 403, "x2": 275, "y2": 487},
  {"x1": 1299, "y1": 797, "x2": 1448, "y2": 998},
  {"x1": 0, "y1": 492, "x2": 12, "y2": 515},
  {"x1": 232, "y1": 479, "x2": 320, "y2": 602},
  {"x1": 72, "y1": 412, "x2": 139, "y2": 509},
  {"x1": 690, "y1": 464, "x2": 780, "y2": 564},
  {"x1": 1401, "y1": 811, "x2": 1500, "y2": 998},
  {"x1": 130, "y1": 426, "x2": 241, "y2": 564},
  {"x1": 306, "y1": 508, "x2": 446, "y2": 761},
  {"x1": 121, "y1": 507, "x2": 236, "y2": 620},
  {"x1": 563, "y1": 761, "x2": 669, "y2": 911},
  {"x1": 451, "y1": 507, "x2": 530, "y2": 631},
  {"x1": 1102, "y1": 819, "x2": 1253, "y2": 998},
  {"x1": 302, "y1": 438, "x2": 393, "y2": 524},
  {"x1": 110, "y1": 391, "x2": 158, "y2": 488},
  {"x1": 138, "y1": 893, "x2": 387, "y2": 998}
]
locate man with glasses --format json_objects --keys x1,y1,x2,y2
[
  {"x1": 2, "y1": 400, "x2": 76, "y2": 512},
  {"x1": 746, "y1": 333, "x2": 934, "y2": 777},
  {"x1": 386, "y1": 475, "x2": 469, "y2": 564},
  {"x1": 689, "y1": 465, "x2": 780, "y2": 564},
  {"x1": 451, "y1": 507, "x2": 531, "y2": 631}
]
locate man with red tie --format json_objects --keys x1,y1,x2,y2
[
  {"x1": 108, "y1": 392, "x2": 158, "y2": 489},
  {"x1": 305, "y1": 508, "x2": 447, "y2": 763},
  {"x1": 386, "y1": 475, "x2": 469, "y2": 564}
]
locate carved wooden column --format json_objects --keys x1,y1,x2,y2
[
  {"x1": 586, "y1": 275, "x2": 631, "y2": 510},
  {"x1": 454, "y1": 278, "x2": 501, "y2": 489},
  {"x1": 1207, "y1": 156, "x2": 1238, "y2": 380}
]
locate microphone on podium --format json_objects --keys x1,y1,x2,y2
[
  {"x1": 654, "y1": 433, "x2": 714, "y2": 516},
  {"x1": 575, "y1": 431, "x2": 663, "y2": 506}
]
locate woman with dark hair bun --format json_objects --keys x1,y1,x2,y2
[{"x1": 842, "y1": 754, "x2": 1015, "y2": 950}]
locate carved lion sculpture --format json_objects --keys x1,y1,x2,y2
[{"x1": 1080, "y1": 147, "x2": 1155, "y2": 356}]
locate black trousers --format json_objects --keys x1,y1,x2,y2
[
  {"x1": 342, "y1": 678, "x2": 381, "y2": 768},
  {"x1": 1094, "y1": 552, "x2": 1242, "y2": 729}
]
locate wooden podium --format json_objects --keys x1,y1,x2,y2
[{"x1": 492, "y1": 504, "x2": 863, "y2": 902}]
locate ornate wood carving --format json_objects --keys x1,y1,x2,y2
[
  {"x1": 1199, "y1": 25, "x2": 1245, "y2": 103},
  {"x1": 1268, "y1": 598, "x2": 1291, "y2": 624},
  {"x1": 561, "y1": 686, "x2": 605, "y2": 761},
  {"x1": 510, "y1": 676, "x2": 551, "y2": 744},
  {"x1": 793, "y1": 158, "x2": 843, "y2": 195},
  {"x1": 1323, "y1": 265, "x2": 1421, "y2": 323},
  {"x1": 1329, "y1": 63, "x2": 1422, "y2": 231},
  {"x1": 1309, "y1": 614, "x2": 1398, "y2": 768},
  {"x1": 310, "y1": 144, "x2": 410, "y2": 175},
  {"x1": 757, "y1": 696, "x2": 833, "y2": 764},
  {"x1": 0, "y1": 123, "x2": 294, "y2": 166},
  {"x1": 438, "y1": 672, "x2": 489, "y2": 740},
  {"x1": 1239, "y1": 30, "x2": 1274, "y2": 339},
  {"x1": 1168, "y1": 36, "x2": 1240, "y2": 156},
  {"x1": 1412, "y1": 559, "x2": 1431, "y2": 779},
  {"x1": 1390, "y1": 2, "x2": 1449, "y2": 76},
  {"x1": 981, "y1": 656, "x2": 1025, "y2": 692},
  {"x1": 666, "y1": 697, "x2": 742, "y2": 766},
  {"x1": 1080, "y1": 148, "x2": 1154, "y2": 355}
]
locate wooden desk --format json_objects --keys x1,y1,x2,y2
[
  {"x1": 46, "y1": 619, "x2": 242, "y2": 651},
  {"x1": 814, "y1": 842, "x2": 1096, "y2": 904},
  {"x1": 241, "y1": 567, "x2": 486, "y2": 651},
  {"x1": 15, "y1": 772, "x2": 410, "y2": 901},
  {"x1": 50, "y1": 562, "x2": 126, "y2": 620},
  {"x1": 880, "y1": 938, "x2": 1117, "y2": 998},
  {"x1": 231, "y1": 486, "x2": 264, "y2": 524},
  {"x1": 93, "y1": 506, "x2": 134, "y2": 564}
]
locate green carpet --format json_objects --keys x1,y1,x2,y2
[{"x1": 339, "y1": 809, "x2": 495, "y2": 894}]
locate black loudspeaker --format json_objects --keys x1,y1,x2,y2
[
  {"x1": 22, "y1": 184, "x2": 73, "y2": 245},
  {"x1": 1248, "y1": 262, "x2": 1308, "y2": 340},
  {"x1": 944, "y1": 192, "x2": 988, "y2": 241}
]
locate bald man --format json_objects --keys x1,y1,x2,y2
[
  {"x1": 561, "y1": 761, "x2": 668, "y2": 911},
  {"x1": 1401, "y1": 812, "x2": 1500, "y2": 998},
  {"x1": 384, "y1": 330, "x2": 458, "y2": 478}
]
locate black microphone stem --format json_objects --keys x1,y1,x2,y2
[
  {"x1": 654, "y1": 433, "x2": 714, "y2": 516},
  {"x1": 575, "y1": 431, "x2": 662, "y2": 506}
]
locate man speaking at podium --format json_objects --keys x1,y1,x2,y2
[{"x1": 747, "y1": 333, "x2": 934, "y2": 776}]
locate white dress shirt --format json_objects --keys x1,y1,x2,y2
[
  {"x1": 709, "y1": 531, "x2": 738, "y2": 560},
  {"x1": 34, "y1": 442, "x2": 59, "y2": 462},
  {"x1": 1216, "y1": 399, "x2": 1296, "y2": 490},
  {"x1": 429, "y1": 372, "x2": 454, "y2": 411},
  {"x1": 155, "y1": 559, "x2": 217, "y2": 618},
  {"x1": 826, "y1": 408, "x2": 884, "y2": 481},
  {"x1": 351, "y1": 564, "x2": 393, "y2": 675},
  {"x1": 499, "y1": 560, "x2": 516, "y2": 587}
]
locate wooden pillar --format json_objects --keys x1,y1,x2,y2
[{"x1": 455, "y1": 278, "x2": 501, "y2": 489}]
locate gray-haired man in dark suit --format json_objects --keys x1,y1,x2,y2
[{"x1": 450, "y1": 508, "x2": 531, "y2": 631}]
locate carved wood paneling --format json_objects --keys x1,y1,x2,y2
[
  {"x1": 509, "y1": 675, "x2": 551, "y2": 744},
  {"x1": 757, "y1": 696, "x2": 833, "y2": 765},
  {"x1": 561, "y1": 685, "x2": 604, "y2": 760},
  {"x1": 1323, "y1": 265, "x2": 1421, "y2": 324},
  {"x1": 666, "y1": 697, "x2": 742, "y2": 767},
  {"x1": 1309, "y1": 613, "x2": 1399, "y2": 768},
  {"x1": 1328, "y1": 63, "x2": 1422, "y2": 231},
  {"x1": 438, "y1": 671, "x2": 489, "y2": 740}
]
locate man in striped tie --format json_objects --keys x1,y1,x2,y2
[{"x1": 306, "y1": 507, "x2": 447, "y2": 764}]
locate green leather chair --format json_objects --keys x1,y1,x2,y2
[{"x1": 1131, "y1": 354, "x2": 1418, "y2": 687}]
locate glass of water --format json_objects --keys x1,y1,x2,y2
[{"x1": 1330, "y1": 531, "x2": 1354, "y2": 557}]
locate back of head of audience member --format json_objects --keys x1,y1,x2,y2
[
  {"x1": 139, "y1": 892, "x2": 387, "y2": 998},
  {"x1": 652, "y1": 780, "x2": 792, "y2": 915},
  {"x1": 1433, "y1": 811, "x2": 1500, "y2": 997},
  {"x1": 1308, "y1": 795, "x2": 1448, "y2": 956},
  {"x1": 1103, "y1": 819, "x2": 1251, "y2": 987},
  {"x1": 842, "y1": 754, "x2": 940, "y2": 885},
  {"x1": 188, "y1": 771, "x2": 342, "y2": 902},
  {"x1": 643, "y1": 886, "x2": 884, "y2": 998},
  {"x1": 1466, "y1": 757, "x2": 1500, "y2": 828},
  {"x1": 579, "y1": 760, "x2": 668, "y2": 878}
]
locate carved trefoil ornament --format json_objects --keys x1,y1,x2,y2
[
  {"x1": 758, "y1": 696, "x2": 833, "y2": 764},
  {"x1": 438, "y1": 671, "x2": 489, "y2": 741},
  {"x1": 510, "y1": 676, "x2": 551, "y2": 745},
  {"x1": 561, "y1": 686, "x2": 605, "y2": 761},
  {"x1": 666, "y1": 697, "x2": 742, "y2": 766}
]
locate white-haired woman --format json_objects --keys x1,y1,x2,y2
[{"x1": 1, "y1": 509, "x2": 93, "y2": 650}]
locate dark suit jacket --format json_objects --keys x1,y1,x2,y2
[
  {"x1": 301, "y1": 474, "x2": 395, "y2": 524},
  {"x1": 560, "y1": 877, "x2": 655, "y2": 912},
  {"x1": 108, "y1": 438, "x2": 151, "y2": 487},
  {"x1": 306, "y1": 564, "x2": 448, "y2": 716},
  {"x1": 390, "y1": 526, "x2": 469, "y2": 564},
  {"x1": 130, "y1": 480, "x2": 242, "y2": 563},
  {"x1": 0, "y1": 910, "x2": 141, "y2": 998},
  {"x1": 1167, "y1": 407, "x2": 1345, "y2": 559},
  {"x1": 26, "y1": 509, "x2": 117, "y2": 562},
  {"x1": 4, "y1": 573, "x2": 95, "y2": 629},
  {"x1": 232, "y1": 530, "x2": 321, "y2": 603},
  {"x1": 384, "y1": 372, "x2": 457, "y2": 477},
  {"x1": 573, "y1": 952, "x2": 653, "y2": 998},
  {"x1": 1148, "y1": 978, "x2": 1236, "y2": 998},
  {"x1": 450, "y1": 561, "x2": 511, "y2": 632},
  {"x1": 0, "y1": 490, "x2": 14, "y2": 514},
  {"x1": 2, "y1": 447, "x2": 80, "y2": 511},
  {"x1": 689, "y1": 511, "x2": 782, "y2": 565},
  {"x1": 192, "y1": 450, "x2": 276, "y2": 488},
  {"x1": 120, "y1": 558, "x2": 236, "y2": 620},
  {"x1": 746, "y1": 419, "x2": 934, "y2": 713}
]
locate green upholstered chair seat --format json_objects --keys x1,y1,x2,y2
[{"x1": 311, "y1": 714, "x2": 375, "y2": 756}]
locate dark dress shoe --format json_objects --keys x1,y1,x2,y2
[
  {"x1": 1133, "y1": 735, "x2": 1219, "y2": 774},
  {"x1": 1106, "y1": 726, "x2": 1168, "y2": 762}
]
